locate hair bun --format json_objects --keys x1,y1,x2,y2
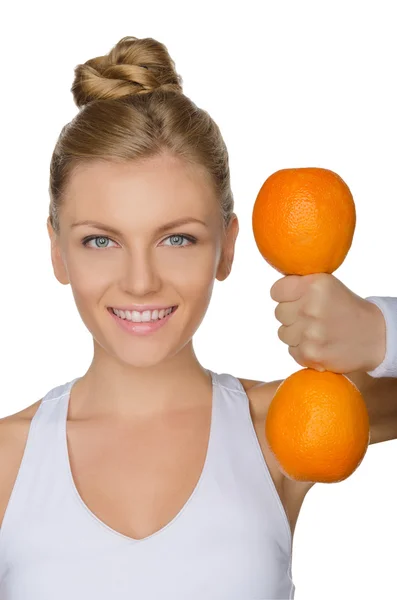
[{"x1": 71, "y1": 36, "x2": 183, "y2": 108}]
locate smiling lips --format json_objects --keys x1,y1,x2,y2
[
  {"x1": 110, "y1": 306, "x2": 177, "y2": 323},
  {"x1": 108, "y1": 305, "x2": 178, "y2": 336}
]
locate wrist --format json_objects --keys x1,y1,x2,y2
[
  {"x1": 364, "y1": 296, "x2": 397, "y2": 378},
  {"x1": 362, "y1": 299, "x2": 387, "y2": 372}
]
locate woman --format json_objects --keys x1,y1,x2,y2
[{"x1": 0, "y1": 35, "x2": 396, "y2": 599}]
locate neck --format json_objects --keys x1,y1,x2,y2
[{"x1": 69, "y1": 341, "x2": 211, "y2": 420}]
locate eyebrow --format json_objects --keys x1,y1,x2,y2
[{"x1": 71, "y1": 217, "x2": 208, "y2": 236}]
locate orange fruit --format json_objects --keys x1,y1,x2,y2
[
  {"x1": 252, "y1": 167, "x2": 356, "y2": 275},
  {"x1": 265, "y1": 368, "x2": 370, "y2": 483}
]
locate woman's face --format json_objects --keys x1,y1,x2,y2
[{"x1": 47, "y1": 153, "x2": 239, "y2": 367}]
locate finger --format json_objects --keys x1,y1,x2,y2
[
  {"x1": 288, "y1": 344, "x2": 326, "y2": 371},
  {"x1": 270, "y1": 275, "x2": 305, "y2": 303},
  {"x1": 277, "y1": 322, "x2": 302, "y2": 347},
  {"x1": 288, "y1": 345, "x2": 307, "y2": 368},
  {"x1": 274, "y1": 300, "x2": 301, "y2": 326}
]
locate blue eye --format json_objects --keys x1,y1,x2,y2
[
  {"x1": 81, "y1": 234, "x2": 197, "y2": 249},
  {"x1": 81, "y1": 236, "x2": 116, "y2": 249},
  {"x1": 162, "y1": 234, "x2": 197, "y2": 247}
]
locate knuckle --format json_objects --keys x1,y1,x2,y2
[
  {"x1": 301, "y1": 342, "x2": 320, "y2": 362},
  {"x1": 303, "y1": 324, "x2": 324, "y2": 342},
  {"x1": 311, "y1": 272, "x2": 329, "y2": 289},
  {"x1": 302, "y1": 301, "x2": 321, "y2": 318}
]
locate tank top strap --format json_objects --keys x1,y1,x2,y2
[
  {"x1": 205, "y1": 369, "x2": 255, "y2": 445},
  {"x1": 207, "y1": 369, "x2": 246, "y2": 395},
  {"x1": 33, "y1": 377, "x2": 80, "y2": 433}
]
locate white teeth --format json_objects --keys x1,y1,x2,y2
[{"x1": 112, "y1": 306, "x2": 174, "y2": 322}]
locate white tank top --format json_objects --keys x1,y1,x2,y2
[{"x1": 0, "y1": 369, "x2": 295, "y2": 599}]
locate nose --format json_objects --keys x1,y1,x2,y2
[{"x1": 119, "y1": 248, "x2": 161, "y2": 296}]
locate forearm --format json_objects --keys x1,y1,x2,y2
[
  {"x1": 345, "y1": 371, "x2": 397, "y2": 444},
  {"x1": 344, "y1": 296, "x2": 397, "y2": 444}
]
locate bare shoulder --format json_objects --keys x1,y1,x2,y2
[
  {"x1": 0, "y1": 400, "x2": 42, "y2": 527},
  {"x1": 238, "y1": 377, "x2": 316, "y2": 516}
]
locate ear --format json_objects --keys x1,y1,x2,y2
[
  {"x1": 216, "y1": 213, "x2": 239, "y2": 281},
  {"x1": 47, "y1": 217, "x2": 70, "y2": 285}
]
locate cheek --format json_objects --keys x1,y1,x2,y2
[
  {"x1": 185, "y1": 274, "x2": 214, "y2": 297},
  {"x1": 177, "y1": 269, "x2": 216, "y2": 322},
  {"x1": 66, "y1": 268, "x2": 110, "y2": 322},
  {"x1": 168, "y1": 244, "x2": 219, "y2": 283},
  {"x1": 70, "y1": 270, "x2": 109, "y2": 299},
  {"x1": 172, "y1": 261, "x2": 215, "y2": 299},
  {"x1": 66, "y1": 251, "x2": 113, "y2": 291}
]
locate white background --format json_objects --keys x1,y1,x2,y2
[{"x1": 1, "y1": 1, "x2": 397, "y2": 598}]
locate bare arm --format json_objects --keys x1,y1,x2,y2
[{"x1": 345, "y1": 371, "x2": 397, "y2": 445}]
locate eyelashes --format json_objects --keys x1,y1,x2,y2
[{"x1": 81, "y1": 233, "x2": 198, "y2": 249}]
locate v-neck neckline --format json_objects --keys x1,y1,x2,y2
[{"x1": 59, "y1": 369, "x2": 218, "y2": 544}]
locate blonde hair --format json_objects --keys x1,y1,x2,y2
[{"x1": 48, "y1": 36, "x2": 234, "y2": 235}]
